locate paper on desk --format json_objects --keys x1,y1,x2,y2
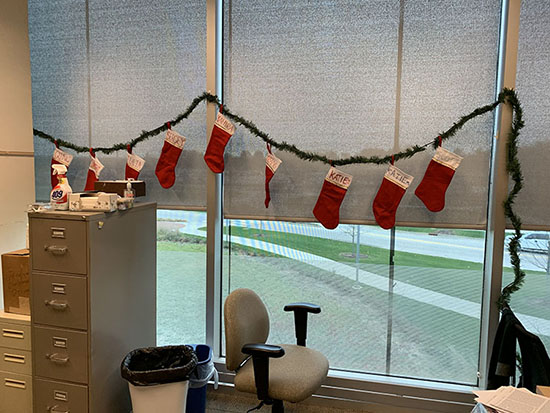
[{"x1": 474, "y1": 386, "x2": 550, "y2": 413}]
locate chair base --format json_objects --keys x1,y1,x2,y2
[{"x1": 272, "y1": 399, "x2": 284, "y2": 413}]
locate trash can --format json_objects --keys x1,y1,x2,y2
[
  {"x1": 121, "y1": 345, "x2": 197, "y2": 413},
  {"x1": 186, "y1": 344, "x2": 218, "y2": 413}
]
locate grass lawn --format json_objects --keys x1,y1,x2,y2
[
  {"x1": 223, "y1": 226, "x2": 548, "y2": 318},
  {"x1": 166, "y1": 223, "x2": 549, "y2": 321},
  {"x1": 397, "y1": 226, "x2": 486, "y2": 239},
  {"x1": 156, "y1": 221, "x2": 550, "y2": 383},
  {"x1": 157, "y1": 239, "x2": 480, "y2": 384}
]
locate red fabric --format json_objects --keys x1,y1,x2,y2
[
  {"x1": 125, "y1": 163, "x2": 140, "y2": 180},
  {"x1": 204, "y1": 124, "x2": 232, "y2": 173},
  {"x1": 125, "y1": 146, "x2": 140, "y2": 180},
  {"x1": 264, "y1": 165, "x2": 275, "y2": 208},
  {"x1": 50, "y1": 158, "x2": 62, "y2": 189},
  {"x1": 372, "y1": 178, "x2": 406, "y2": 230},
  {"x1": 155, "y1": 140, "x2": 183, "y2": 189},
  {"x1": 84, "y1": 168, "x2": 98, "y2": 191},
  {"x1": 415, "y1": 160, "x2": 456, "y2": 212},
  {"x1": 313, "y1": 180, "x2": 348, "y2": 230}
]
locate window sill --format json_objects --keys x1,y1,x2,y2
[{"x1": 214, "y1": 358, "x2": 476, "y2": 412}]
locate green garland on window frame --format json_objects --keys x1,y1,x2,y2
[{"x1": 33, "y1": 88, "x2": 524, "y2": 309}]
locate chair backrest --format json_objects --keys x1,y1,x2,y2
[{"x1": 224, "y1": 288, "x2": 270, "y2": 371}]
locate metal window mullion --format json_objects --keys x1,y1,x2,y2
[
  {"x1": 205, "y1": 0, "x2": 223, "y2": 358},
  {"x1": 478, "y1": 0, "x2": 521, "y2": 389}
]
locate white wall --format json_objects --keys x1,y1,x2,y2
[{"x1": 0, "y1": 0, "x2": 36, "y2": 309}]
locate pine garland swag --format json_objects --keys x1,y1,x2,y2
[{"x1": 33, "y1": 88, "x2": 524, "y2": 309}]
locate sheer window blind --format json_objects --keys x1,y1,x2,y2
[
  {"x1": 514, "y1": 0, "x2": 550, "y2": 230},
  {"x1": 29, "y1": 0, "x2": 207, "y2": 207},
  {"x1": 223, "y1": 0, "x2": 500, "y2": 227}
]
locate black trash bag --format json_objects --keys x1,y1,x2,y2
[{"x1": 121, "y1": 345, "x2": 198, "y2": 386}]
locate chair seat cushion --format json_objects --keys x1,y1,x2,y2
[{"x1": 234, "y1": 344, "x2": 329, "y2": 403}]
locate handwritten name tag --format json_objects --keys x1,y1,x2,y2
[
  {"x1": 325, "y1": 166, "x2": 352, "y2": 189},
  {"x1": 433, "y1": 147, "x2": 462, "y2": 170},
  {"x1": 53, "y1": 148, "x2": 73, "y2": 166},
  {"x1": 266, "y1": 153, "x2": 282, "y2": 173},
  {"x1": 127, "y1": 152, "x2": 145, "y2": 172},
  {"x1": 384, "y1": 165, "x2": 413, "y2": 190},
  {"x1": 89, "y1": 156, "x2": 104, "y2": 177},
  {"x1": 165, "y1": 129, "x2": 186, "y2": 149},
  {"x1": 215, "y1": 112, "x2": 235, "y2": 135}
]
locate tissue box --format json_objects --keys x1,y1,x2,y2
[
  {"x1": 94, "y1": 180, "x2": 146, "y2": 197},
  {"x1": 1, "y1": 249, "x2": 30, "y2": 315}
]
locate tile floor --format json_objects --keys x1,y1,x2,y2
[{"x1": 205, "y1": 392, "x2": 367, "y2": 412}]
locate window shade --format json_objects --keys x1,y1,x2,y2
[
  {"x1": 513, "y1": 1, "x2": 550, "y2": 230},
  {"x1": 223, "y1": 0, "x2": 501, "y2": 227},
  {"x1": 29, "y1": 0, "x2": 207, "y2": 207}
]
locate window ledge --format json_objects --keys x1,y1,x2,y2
[{"x1": 214, "y1": 358, "x2": 477, "y2": 412}]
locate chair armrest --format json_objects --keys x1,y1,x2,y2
[
  {"x1": 284, "y1": 302, "x2": 321, "y2": 314},
  {"x1": 284, "y1": 302, "x2": 322, "y2": 346},
  {"x1": 241, "y1": 344, "x2": 285, "y2": 402},
  {"x1": 242, "y1": 343, "x2": 285, "y2": 358}
]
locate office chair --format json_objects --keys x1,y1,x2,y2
[{"x1": 224, "y1": 288, "x2": 329, "y2": 412}]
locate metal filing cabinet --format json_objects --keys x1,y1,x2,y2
[
  {"x1": 29, "y1": 203, "x2": 156, "y2": 413},
  {"x1": 0, "y1": 310, "x2": 32, "y2": 413}
]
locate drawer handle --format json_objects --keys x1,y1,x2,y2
[
  {"x1": 2, "y1": 328, "x2": 24, "y2": 339},
  {"x1": 4, "y1": 378, "x2": 26, "y2": 389},
  {"x1": 4, "y1": 353, "x2": 25, "y2": 364},
  {"x1": 48, "y1": 405, "x2": 69, "y2": 413},
  {"x1": 44, "y1": 245, "x2": 68, "y2": 256},
  {"x1": 45, "y1": 300, "x2": 69, "y2": 311},
  {"x1": 46, "y1": 353, "x2": 70, "y2": 364}
]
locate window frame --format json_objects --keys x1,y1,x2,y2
[{"x1": 202, "y1": 0, "x2": 522, "y2": 409}]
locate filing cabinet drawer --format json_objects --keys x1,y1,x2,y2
[
  {"x1": 34, "y1": 377, "x2": 87, "y2": 413},
  {"x1": 32, "y1": 273, "x2": 88, "y2": 330},
  {"x1": 0, "y1": 321, "x2": 31, "y2": 351},
  {"x1": 31, "y1": 218, "x2": 87, "y2": 275},
  {"x1": 0, "y1": 347, "x2": 31, "y2": 375},
  {"x1": 34, "y1": 326, "x2": 88, "y2": 384},
  {"x1": 0, "y1": 371, "x2": 32, "y2": 413}
]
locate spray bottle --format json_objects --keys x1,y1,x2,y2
[{"x1": 50, "y1": 164, "x2": 73, "y2": 210}]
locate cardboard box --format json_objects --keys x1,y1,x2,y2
[
  {"x1": 94, "y1": 180, "x2": 146, "y2": 197},
  {"x1": 537, "y1": 386, "x2": 550, "y2": 398},
  {"x1": 1, "y1": 249, "x2": 30, "y2": 315}
]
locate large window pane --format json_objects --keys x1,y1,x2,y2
[
  {"x1": 390, "y1": 226, "x2": 484, "y2": 384},
  {"x1": 28, "y1": 1, "x2": 207, "y2": 206},
  {"x1": 157, "y1": 210, "x2": 206, "y2": 345},
  {"x1": 222, "y1": 219, "x2": 484, "y2": 384}
]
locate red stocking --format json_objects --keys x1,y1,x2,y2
[
  {"x1": 84, "y1": 150, "x2": 104, "y2": 191},
  {"x1": 415, "y1": 146, "x2": 462, "y2": 212},
  {"x1": 155, "y1": 128, "x2": 186, "y2": 189},
  {"x1": 125, "y1": 146, "x2": 145, "y2": 180},
  {"x1": 264, "y1": 144, "x2": 282, "y2": 208},
  {"x1": 204, "y1": 110, "x2": 235, "y2": 173},
  {"x1": 373, "y1": 164, "x2": 413, "y2": 229},
  {"x1": 313, "y1": 166, "x2": 352, "y2": 229},
  {"x1": 50, "y1": 144, "x2": 73, "y2": 188}
]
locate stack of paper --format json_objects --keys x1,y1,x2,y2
[{"x1": 474, "y1": 386, "x2": 550, "y2": 413}]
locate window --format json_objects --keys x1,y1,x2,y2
[
  {"x1": 27, "y1": 0, "x2": 547, "y2": 407},
  {"x1": 222, "y1": 0, "x2": 500, "y2": 386},
  {"x1": 223, "y1": 219, "x2": 485, "y2": 384},
  {"x1": 157, "y1": 210, "x2": 206, "y2": 345}
]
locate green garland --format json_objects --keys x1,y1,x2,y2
[
  {"x1": 497, "y1": 88, "x2": 525, "y2": 309},
  {"x1": 33, "y1": 88, "x2": 524, "y2": 309}
]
